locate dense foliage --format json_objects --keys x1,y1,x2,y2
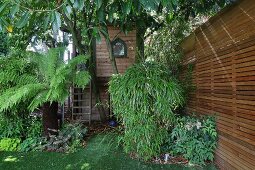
[
  {"x1": 145, "y1": 18, "x2": 190, "y2": 73},
  {"x1": 0, "y1": 115, "x2": 24, "y2": 139},
  {"x1": 0, "y1": 138, "x2": 21, "y2": 151},
  {"x1": 41, "y1": 123, "x2": 87, "y2": 153},
  {"x1": 0, "y1": 48, "x2": 90, "y2": 112},
  {"x1": 165, "y1": 115, "x2": 217, "y2": 165},
  {"x1": 20, "y1": 123, "x2": 87, "y2": 153},
  {"x1": 0, "y1": 120, "x2": 87, "y2": 152},
  {"x1": 0, "y1": 48, "x2": 90, "y2": 135},
  {"x1": 0, "y1": 33, "x2": 9, "y2": 56},
  {"x1": 109, "y1": 62, "x2": 184, "y2": 160},
  {"x1": 0, "y1": 113, "x2": 42, "y2": 152}
]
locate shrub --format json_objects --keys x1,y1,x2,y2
[
  {"x1": 0, "y1": 115, "x2": 24, "y2": 139},
  {"x1": 168, "y1": 115, "x2": 217, "y2": 165},
  {"x1": 0, "y1": 138, "x2": 21, "y2": 151},
  {"x1": 109, "y1": 62, "x2": 184, "y2": 160},
  {"x1": 26, "y1": 116, "x2": 42, "y2": 138},
  {"x1": 41, "y1": 123, "x2": 87, "y2": 152},
  {"x1": 20, "y1": 137, "x2": 45, "y2": 152}
]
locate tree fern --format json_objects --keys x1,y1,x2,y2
[
  {"x1": 0, "y1": 48, "x2": 91, "y2": 130},
  {"x1": 0, "y1": 48, "x2": 90, "y2": 111}
]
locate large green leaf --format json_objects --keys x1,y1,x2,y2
[
  {"x1": 0, "y1": 2, "x2": 8, "y2": 14},
  {"x1": 10, "y1": 4, "x2": 19, "y2": 17},
  {"x1": 97, "y1": 6, "x2": 105, "y2": 22},
  {"x1": 16, "y1": 11, "x2": 30, "y2": 28},
  {"x1": 62, "y1": 5, "x2": 72, "y2": 20},
  {"x1": 43, "y1": 14, "x2": 50, "y2": 30},
  {"x1": 74, "y1": 0, "x2": 84, "y2": 10},
  {"x1": 51, "y1": 11, "x2": 61, "y2": 32},
  {"x1": 140, "y1": 0, "x2": 158, "y2": 11},
  {"x1": 95, "y1": 0, "x2": 103, "y2": 10},
  {"x1": 55, "y1": 11, "x2": 61, "y2": 28},
  {"x1": 123, "y1": 2, "x2": 132, "y2": 15},
  {"x1": 0, "y1": 18, "x2": 8, "y2": 28}
]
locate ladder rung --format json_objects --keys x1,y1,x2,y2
[
  {"x1": 73, "y1": 100, "x2": 87, "y2": 102},
  {"x1": 72, "y1": 113, "x2": 91, "y2": 115},
  {"x1": 72, "y1": 106, "x2": 90, "y2": 109},
  {"x1": 73, "y1": 86, "x2": 89, "y2": 89},
  {"x1": 72, "y1": 119, "x2": 90, "y2": 123}
]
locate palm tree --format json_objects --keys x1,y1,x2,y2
[{"x1": 0, "y1": 48, "x2": 90, "y2": 136}]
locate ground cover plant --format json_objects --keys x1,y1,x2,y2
[
  {"x1": 163, "y1": 115, "x2": 218, "y2": 166},
  {"x1": 40, "y1": 123, "x2": 87, "y2": 153}
]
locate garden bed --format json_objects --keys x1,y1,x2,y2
[{"x1": 0, "y1": 133, "x2": 217, "y2": 170}]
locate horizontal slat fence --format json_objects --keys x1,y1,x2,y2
[{"x1": 182, "y1": 0, "x2": 255, "y2": 169}]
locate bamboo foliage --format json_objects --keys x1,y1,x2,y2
[{"x1": 109, "y1": 62, "x2": 184, "y2": 160}]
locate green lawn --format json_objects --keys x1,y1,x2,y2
[{"x1": 0, "y1": 133, "x2": 217, "y2": 170}]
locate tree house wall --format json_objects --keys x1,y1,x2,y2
[
  {"x1": 91, "y1": 26, "x2": 136, "y2": 120},
  {"x1": 96, "y1": 26, "x2": 136, "y2": 77}
]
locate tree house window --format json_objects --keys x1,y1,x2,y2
[{"x1": 111, "y1": 38, "x2": 127, "y2": 58}]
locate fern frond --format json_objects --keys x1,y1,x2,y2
[
  {"x1": 16, "y1": 74, "x2": 38, "y2": 86},
  {"x1": 45, "y1": 48, "x2": 65, "y2": 81},
  {"x1": 29, "y1": 48, "x2": 65, "y2": 84},
  {"x1": 0, "y1": 83, "x2": 46, "y2": 112},
  {"x1": 28, "y1": 90, "x2": 48, "y2": 111},
  {"x1": 73, "y1": 71, "x2": 91, "y2": 88},
  {"x1": 68, "y1": 55, "x2": 90, "y2": 67},
  {"x1": 47, "y1": 84, "x2": 69, "y2": 103}
]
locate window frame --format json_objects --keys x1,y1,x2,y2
[{"x1": 111, "y1": 38, "x2": 127, "y2": 58}]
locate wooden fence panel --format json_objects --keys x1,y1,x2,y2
[{"x1": 182, "y1": 0, "x2": 255, "y2": 169}]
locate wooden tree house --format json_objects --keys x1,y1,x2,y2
[{"x1": 70, "y1": 26, "x2": 136, "y2": 123}]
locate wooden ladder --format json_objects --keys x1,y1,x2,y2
[{"x1": 71, "y1": 82, "x2": 92, "y2": 124}]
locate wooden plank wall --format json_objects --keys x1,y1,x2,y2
[
  {"x1": 96, "y1": 26, "x2": 136, "y2": 77},
  {"x1": 88, "y1": 27, "x2": 136, "y2": 120},
  {"x1": 182, "y1": 0, "x2": 255, "y2": 169}
]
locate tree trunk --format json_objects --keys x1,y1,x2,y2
[
  {"x1": 42, "y1": 102, "x2": 59, "y2": 136},
  {"x1": 89, "y1": 38, "x2": 107, "y2": 122},
  {"x1": 135, "y1": 24, "x2": 146, "y2": 63},
  {"x1": 105, "y1": 35, "x2": 119, "y2": 74}
]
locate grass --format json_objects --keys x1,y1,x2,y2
[{"x1": 0, "y1": 133, "x2": 217, "y2": 170}]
